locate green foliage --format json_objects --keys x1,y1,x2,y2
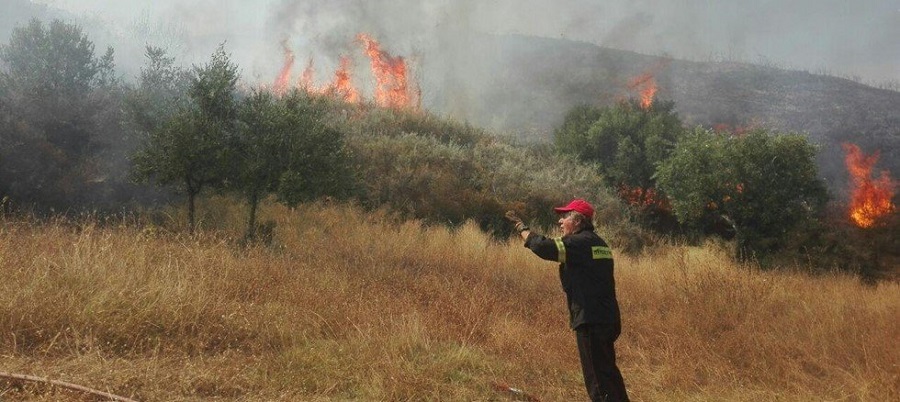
[
  {"x1": 131, "y1": 44, "x2": 239, "y2": 232},
  {"x1": 777, "y1": 207, "x2": 900, "y2": 281},
  {"x1": 349, "y1": 127, "x2": 626, "y2": 238},
  {"x1": 234, "y1": 90, "x2": 354, "y2": 238},
  {"x1": 553, "y1": 100, "x2": 684, "y2": 233},
  {"x1": 472, "y1": 142, "x2": 618, "y2": 227},
  {"x1": 308, "y1": 102, "x2": 635, "y2": 242},
  {"x1": 131, "y1": 110, "x2": 227, "y2": 193},
  {"x1": 351, "y1": 133, "x2": 494, "y2": 227},
  {"x1": 272, "y1": 95, "x2": 353, "y2": 208},
  {"x1": 656, "y1": 128, "x2": 829, "y2": 261},
  {"x1": 654, "y1": 127, "x2": 729, "y2": 224},
  {"x1": 126, "y1": 46, "x2": 192, "y2": 135},
  {"x1": 340, "y1": 105, "x2": 489, "y2": 146},
  {"x1": 0, "y1": 18, "x2": 121, "y2": 210},
  {"x1": 555, "y1": 99, "x2": 684, "y2": 191},
  {"x1": 553, "y1": 105, "x2": 605, "y2": 156},
  {"x1": 0, "y1": 19, "x2": 115, "y2": 102},
  {"x1": 190, "y1": 44, "x2": 239, "y2": 124}
]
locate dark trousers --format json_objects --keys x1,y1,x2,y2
[{"x1": 575, "y1": 323, "x2": 629, "y2": 402}]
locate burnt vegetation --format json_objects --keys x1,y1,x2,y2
[{"x1": 0, "y1": 18, "x2": 896, "y2": 279}]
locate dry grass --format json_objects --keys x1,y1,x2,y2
[{"x1": 1, "y1": 202, "x2": 897, "y2": 401}]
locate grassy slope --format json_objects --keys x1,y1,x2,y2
[{"x1": 1, "y1": 202, "x2": 897, "y2": 401}]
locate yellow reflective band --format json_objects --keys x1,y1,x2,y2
[
  {"x1": 592, "y1": 246, "x2": 613, "y2": 260},
  {"x1": 554, "y1": 238, "x2": 566, "y2": 264}
]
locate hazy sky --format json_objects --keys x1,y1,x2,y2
[{"x1": 28, "y1": 0, "x2": 900, "y2": 86}]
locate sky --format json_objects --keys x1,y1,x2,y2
[{"x1": 24, "y1": 0, "x2": 900, "y2": 88}]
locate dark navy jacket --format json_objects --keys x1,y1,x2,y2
[{"x1": 524, "y1": 227, "x2": 621, "y2": 330}]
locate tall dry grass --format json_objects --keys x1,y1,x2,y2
[{"x1": 0, "y1": 202, "x2": 897, "y2": 401}]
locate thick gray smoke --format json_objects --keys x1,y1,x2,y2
[
  {"x1": 9, "y1": 0, "x2": 899, "y2": 132},
  {"x1": 4, "y1": 0, "x2": 898, "y2": 199},
  {"x1": 20, "y1": 0, "x2": 899, "y2": 83}
]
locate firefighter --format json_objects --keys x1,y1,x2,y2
[{"x1": 505, "y1": 199, "x2": 629, "y2": 402}]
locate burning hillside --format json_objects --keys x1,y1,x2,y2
[
  {"x1": 272, "y1": 33, "x2": 418, "y2": 110},
  {"x1": 410, "y1": 34, "x2": 899, "y2": 197},
  {"x1": 357, "y1": 33, "x2": 420, "y2": 110}
]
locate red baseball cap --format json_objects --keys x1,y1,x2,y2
[{"x1": 553, "y1": 199, "x2": 594, "y2": 219}]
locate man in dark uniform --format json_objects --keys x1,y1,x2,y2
[{"x1": 505, "y1": 199, "x2": 629, "y2": 402}]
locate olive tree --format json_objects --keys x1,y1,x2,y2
[
  {"x1": 0, "y1": 19, "x2": 119, "y2": 209},
  {"x1": 126, "y1": 46, "x2": 192, "y2": 135},
  {"x1": 555, "y1": 99, "x2": 684, "y2": 226},
  {"x1": 131, "y1": 44, "x2": 238, "y2": 232},
  {"x1": 233, "y1": 90, "x2": 354, "y2": 238},
  {"x1": 656, "y1": 127, "x2": 829, "y2": 260}
]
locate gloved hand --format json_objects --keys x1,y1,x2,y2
[{"x1": 504, "y1": 210, "x2": 529, "y2": 232}]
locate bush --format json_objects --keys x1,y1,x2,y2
[
  {"x1": 348, "y1": 126, "x2": 632, "y2": 240},
  {"x1": 778, "y1": 204, "x2": 899, "y2": 281},
  {"x1": 0, "y1": 19, "x2": 124, "y2": 211},
  {"x1": 656, "y1": 127, "x2": 829, "y2": 262},
  {"x1": 554, "y1": 99, "x2": 685, "y2": 228}
]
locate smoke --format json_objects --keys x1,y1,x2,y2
[
  {"x1": 12, "y1": 0, "x2": 899, "y2": 129},
  {"x1": 21, "y1": 0, "x2": 898, "y2": 84},
  {"x1": 3, "y1": 0, "x2": 897, "y2": 204}
]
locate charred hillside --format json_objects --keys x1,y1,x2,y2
[
  {"x1": 668, "y1": 60, "x2": 900, "y2": 193},
  {"x1": 430, "y1": 34, "x2": 900, "y2": 193}
]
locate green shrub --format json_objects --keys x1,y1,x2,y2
[{"x1": 348, "y1": 128, "x2": 632, "y2": 240}]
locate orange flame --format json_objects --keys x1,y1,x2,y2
[
  {"x1": 299, "y1": 57, "x2": 315, "y2": 91},
  {"x1": 295, "y1": 56, "x2": 359, "y2": 103},
  {"x1": 704, "y1": 183, "x2": 744, "y2": 209},
  {"x1": 274, "y1": 40, "x2": 295, "y2": 96},
  {"x1": 357, "y1": 33, "x2": 418, "y2": 110},
  {"x1": 324, "y1": 56, "x2": 360, "y2": 103},
  {"x1": 628, "y1": 72, "x2": 657, "y2": 109},
  {"x1": 618, "y1": 185, "x2": 671, "y2": 211},
  {"x1": 842, "y1": 143, "x2": 896, "y2": 228},
  {"x1": 272, "y1": 34, "x2": 417, "y2": 108}
]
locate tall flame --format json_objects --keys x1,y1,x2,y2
[
  {"x1": 357, "y1": 33, "x2": 418, "y2": 110},
  {"x1": 325, "y1": 56, "x2": 360, "y2": 103},
  {"x1": 299, "y1": 58, "x2": 315, "y2": 91},
  {"x1": 294, "y1": 56, "x2": 359, "y2": 103},
  {"x1": 274, "y1": 40, "x2": 295, "y2": 96},
  {"x1": 842, "y1": 143, "x2": 896, "y2": 228},
  {"x1": 628, "y1": 72, "x2": 657, "y2": 109},
  {"x1": 272, "y1": 34, "x2": 418, "y2": 108}
]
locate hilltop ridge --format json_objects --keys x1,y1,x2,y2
[{"x1": 426, "y1": 34, "x2": 900, "y2": 193}]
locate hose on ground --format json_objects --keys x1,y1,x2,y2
[{"x1": 0, "y1": 371, "x2": 139, "y2": 402}]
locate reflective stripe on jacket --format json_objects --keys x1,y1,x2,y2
[{"x1": 524, "y1": 228, "x2": 620, "y2": 329}]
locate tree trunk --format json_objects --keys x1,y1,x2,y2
[
  {"x1": 720, "y1": 214, "x2": 745, "y2": 260},
  {"x1": 246, "y1": 192, "x2": 259, "y2": 240},
  {"x1": 187, "y1": 179, "x2": 197, "y2": 234}
]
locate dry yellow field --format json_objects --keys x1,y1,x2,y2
[{"x1": 1, "y1": 202, "x2": 897, "y2": 401}]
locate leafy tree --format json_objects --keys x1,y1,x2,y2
[
  {"x1": 272, "y1": 92, "x2": 354, "y2": 207},
  {"x1": 131, "y1": 44, "x2": 238, "y2": 232},
  {"x1": 656, "y1": 128, "x2": 829, "y2": 261},
  {"x1": 552, "y1": 104, "x2": 604, "y2": 156},
  {"x1": 555, "y1": 99, "x2": 684, "y2": 223},
  {"x1": 0, "y1": 19, "x2": 115, "y2": 156},
  {"x1": 116, "y1": 47, "x2": 193, "y2": 206},
  {"x1": 233, "y1": 90, "x2": 354, "y2": 238},
  {"x1": 190, "y1": 44, "x2": 238, "y2": 125},
  {"x1": 0, "y1": 18, "x2": 119, "y2": 209},
  {"x1": 234, "y1": 90, "x2": 281, "y2": 238},
  {"x1": 126, "y1": 46, "x2": 192, "y2": 135}
]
